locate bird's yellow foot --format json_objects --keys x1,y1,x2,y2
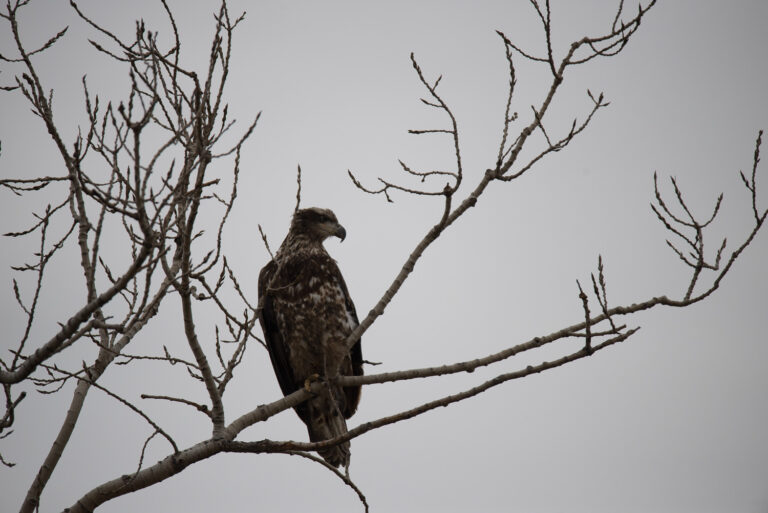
[{"x1": 304, "y1": 373, "x2": 321, "y2": 392}]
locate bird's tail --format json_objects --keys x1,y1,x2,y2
[{"x1": 306, "y1": 390, "x2": 350, "y2": 468}]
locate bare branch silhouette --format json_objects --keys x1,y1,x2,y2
[{"x1": 0, "y1": 1, "x2": 764, "y2": 512}]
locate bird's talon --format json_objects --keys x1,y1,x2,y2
[{"x1": 304, "y1": 373, "x2": 321, "y2": 392}]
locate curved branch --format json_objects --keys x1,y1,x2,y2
[{"x1": 230, "y1": 328, "x2": 638, "y2": 457}]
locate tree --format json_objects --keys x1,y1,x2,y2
[{"x1": 1, "y1": 1, "x2": 766, "y2": 511}]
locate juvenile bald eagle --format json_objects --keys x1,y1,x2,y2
[{"x1": 257, "y1": 207, "x2": 363, "y2": 467}]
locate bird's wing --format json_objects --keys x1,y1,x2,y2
[{"x1": 258, "y1": 260, "x2": 302, "y2": 402}]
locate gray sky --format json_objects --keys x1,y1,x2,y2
[{"x1": 1, "y1": 1, "x2": 767, "y2": 512}]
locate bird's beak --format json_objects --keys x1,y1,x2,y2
[{"x1": 334, "y1": 224, "x2": 347, "y2": 242}]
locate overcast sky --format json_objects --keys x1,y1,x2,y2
[{"x1": 1, "y1": 1, "x2": 767, "y2": 512}]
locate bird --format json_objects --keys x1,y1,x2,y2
[{"x1": 257, "y1": 207, "x2": 363, "y2": 467}]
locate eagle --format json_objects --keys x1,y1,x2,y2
[{"x1": 257, "y1": 207, "x2": 363, "y2": 467}]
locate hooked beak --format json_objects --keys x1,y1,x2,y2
[{"x1": 334, "y1": 224, "x2": 347, "y2": 242}]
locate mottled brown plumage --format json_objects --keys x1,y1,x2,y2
[{"x1": 257, "y1": 207, "x2": 363, "y2": 467}]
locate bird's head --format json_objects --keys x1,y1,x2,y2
[{"x1": 291, "y1": 207, "x2": 346, "y2": 243}]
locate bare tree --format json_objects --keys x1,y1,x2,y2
[{"x1": 0, "y1": 1, "x2": 764, "y2": 512}]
